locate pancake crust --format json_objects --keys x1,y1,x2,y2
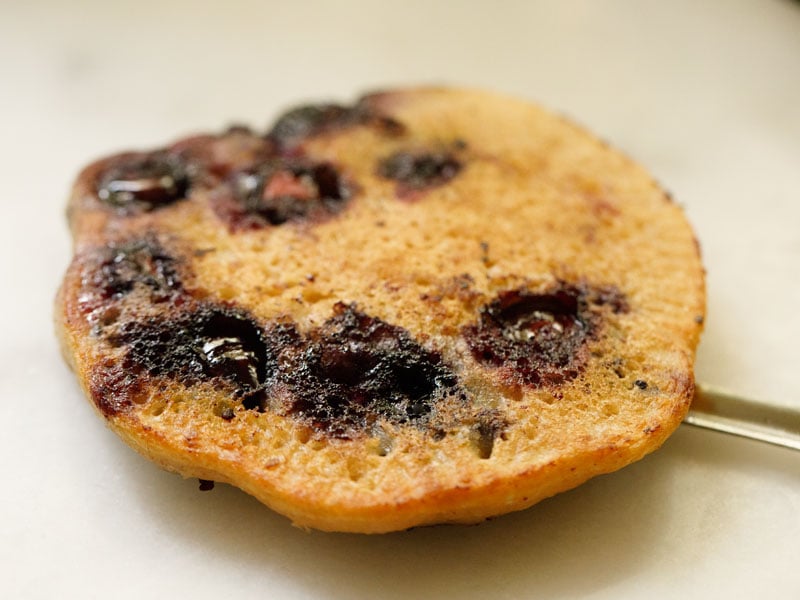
[{"x1": 56, "y1": 87, "x2": 705, "y2": 533}]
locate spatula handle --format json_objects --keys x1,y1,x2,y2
[{"x1": 685, "y1": 384, "x2": 800, "y2": 451}]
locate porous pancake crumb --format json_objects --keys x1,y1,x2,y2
[{"x1": 56, "y1": 87, "x2": 704, "y2": 533}]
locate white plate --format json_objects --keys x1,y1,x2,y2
[{"x1": 2, "y1": 1, "x2": 799, "y2": 597}]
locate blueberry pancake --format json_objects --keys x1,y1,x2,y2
[{"x1": 56, "y1": 87, "x2": 705, "y2": 533}]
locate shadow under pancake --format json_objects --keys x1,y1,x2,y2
[{"x1": 127, "y1": 438, "x2": 688, "y2": 599}]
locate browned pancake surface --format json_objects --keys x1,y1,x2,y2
[{"x1": 57, "y1": 87, "x2": 704, "y2": 532}]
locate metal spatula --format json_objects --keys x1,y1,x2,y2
[{"x1": 685, "y1": 384, "x2": 800, "y2": 451}]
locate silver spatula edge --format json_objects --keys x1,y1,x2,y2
[{"x1": 685, "y1": 384, "x2": 800, "y2": 451}]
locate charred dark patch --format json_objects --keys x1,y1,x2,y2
[
  {"x1": 378, "y1": 150, "x2": 462, "y2": 196},
  {"x1": 267, "y1": 102, "x2": 404, "y2": 149},
  {"x1": 275, "y1": 303, "x2": 460, "y2": 438},
  {"x1": 95, "y1": 300, "x2": 517, "y2": 444},
  {"x1": 110, "y1": 306, "x2": 277, "y2": 395},
  {"x1": 96, "y1": 152, "x2": 189, "y2": 213},
  {"x1": 86, "y1": 236, "x2": 181, "y2": 302},
  {"x1": 463, "y1": 283, "x2": 627, "y2": 387},
  {"x1": 214, "y1": 159, "x2": 351, "y2": 230}
]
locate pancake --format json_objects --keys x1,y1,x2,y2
[{"x1": 56, "y1": 87, "x2": 705, "y2": 533}]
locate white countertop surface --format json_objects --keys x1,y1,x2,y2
[{"x1": 2, "y1": 1, "x2": 799, "y2": 597}]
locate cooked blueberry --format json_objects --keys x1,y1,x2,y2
[
  {"x1": 267, "y1": 101, "x2": 405, "y2": 148},
  {"x1": 464, "y1": 284, "x2": 626, "y2": 386},
  {"x1": 217, "y1": 159, "x2": 350, "y2": 229},
  {"x1": 89, "y1": 237, "x2": 181, "y2": 301},
  {"x1": 111, "y1": 306, "x2": 273, "y2": 393},
  {"x1": 268, "y1": 104, "x2": 353, "y2": 147},
  {"x1": 278, "y1": 303, "x2": 461, "y2": 437},
  {"x1": 378, "y1": 150, "x2": 462, "y2": 194},
  {"x1": 97, "y1": 152, "x2": 188, "y2": 212}
]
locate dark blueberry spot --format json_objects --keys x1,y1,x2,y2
[
  {"x1": 463, "y1": 283, "x2": 625, "y2": 387},
  {"x1": 240, "y1": 389, "x2": 266, "y2": 412},
  {"x1": 102, "y1": 303, "x2": 481, "y2": 439},
  {"x1": 277, "y1": 304, "x2": 460, "y2": 438},
  {"x1": 267, "y1": 102, "x2": 405, "y2": 149},
  {"x1": 268, "y1": 104, "x2": 353, "y2": 148},
  {"x1": 378, "y1": 150, "x2": 462, "y2": 195},
  {"x1": 634, "y1": 379, "x2": 648, "y2": 390},
  {"x1": 97, "y1": 152, "x2": 188, "y2": 213},
  {"x1": 219, "y1": 159, "x2": 351, "y2": 229},
  {"x1": 198, "y1": 479, "x2": 215, "y2": 491},
  {"x1": 110, "y1": 306, "x2": 275, "y2": 394},
  {"x1": 89, "y1": 237, "x2": 181, "y2": 301}
]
